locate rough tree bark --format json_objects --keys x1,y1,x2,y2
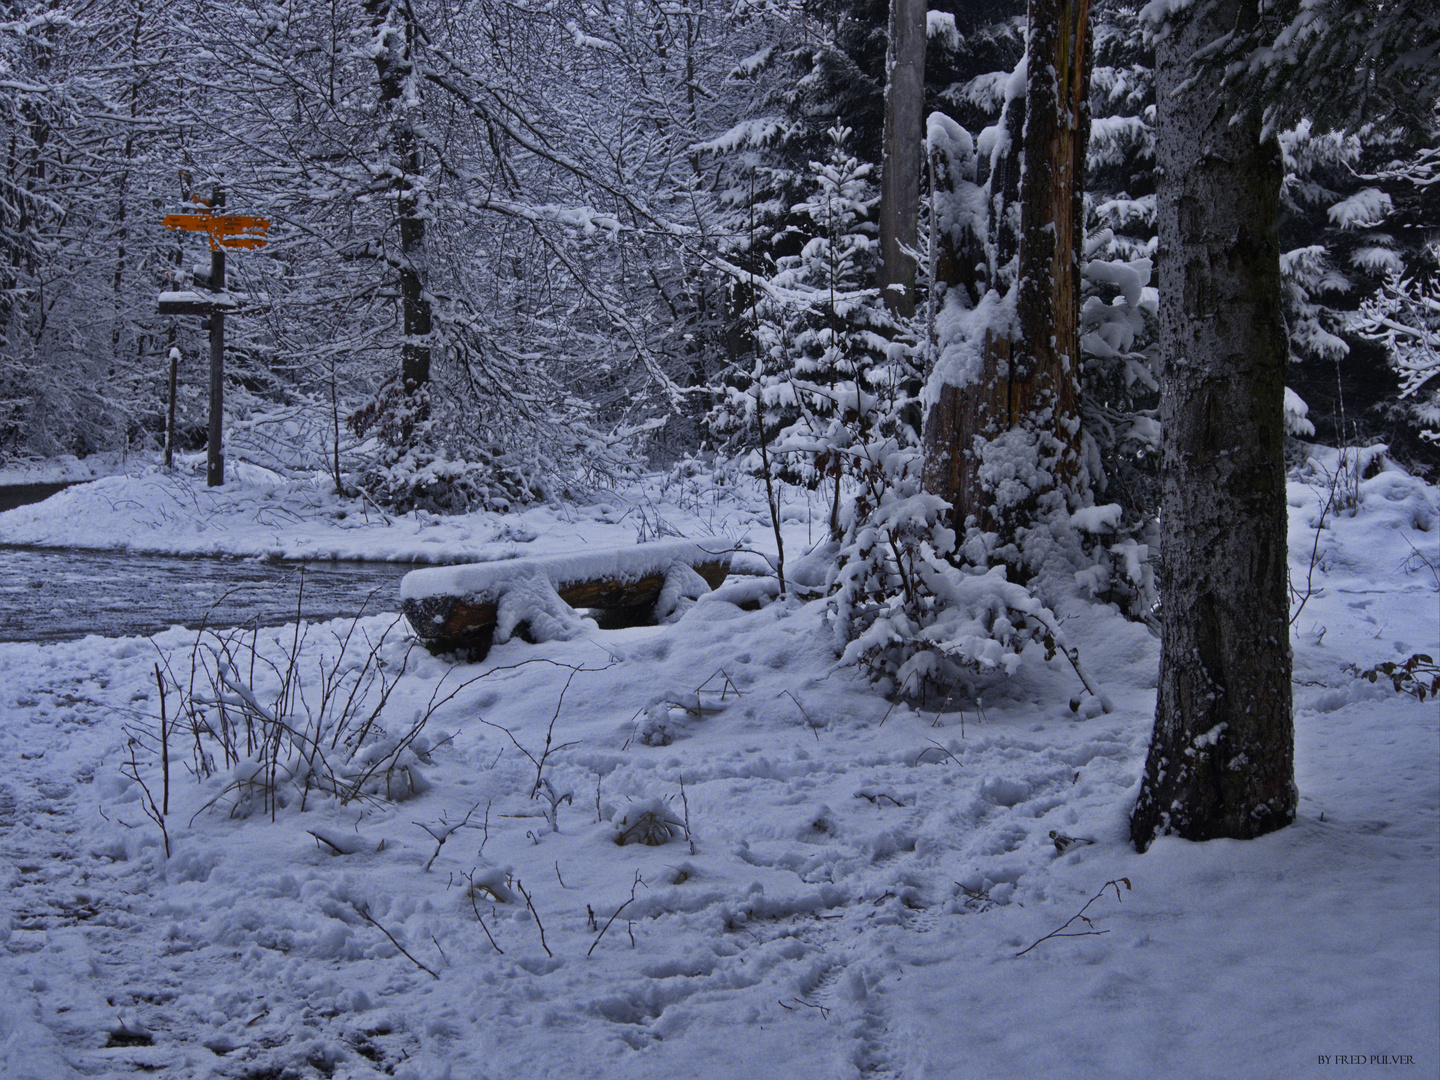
[
  {"x1": 922, "y1": 0, "x2": 1091, "y2": 536},
  {"x1": 366, "y1": 0, "x2": 431, "y2": 442},
  {"x1": 878, "y1": 0, "x2": 926, "y2": 319},
  {"x1": 1130, "y1": 0, "x2": 1296, "y2": 851}
]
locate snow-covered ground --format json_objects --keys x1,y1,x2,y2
[{"x1": 0, "y1": 450, "x2": 1435, "y2": 1079}]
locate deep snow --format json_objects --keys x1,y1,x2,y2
[{"x1": 0, "y1": 449, "x2": 1435, "y2": 1079}]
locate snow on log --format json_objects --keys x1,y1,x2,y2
[{"x1": 400, "y1": 539, "x2": 736, "y2": 655}]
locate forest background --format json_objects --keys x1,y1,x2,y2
[{"x1": 1, "y1": 0, "x2": 1435, "y2": 489}]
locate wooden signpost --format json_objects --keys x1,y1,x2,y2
[
  {"x1": 161, "y1": 211, "x2": 270, "y2": 251},
  {"x1": 157, "y1": 187, "x2": 269, "y2": 487}
]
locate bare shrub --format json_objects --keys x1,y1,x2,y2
[{"x1": 136, "y1": 601, "x2": 483, "y2": 825}]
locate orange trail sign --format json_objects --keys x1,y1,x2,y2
[{"x1": 163, "y1": 211, "x2": 270, "y2": 251}]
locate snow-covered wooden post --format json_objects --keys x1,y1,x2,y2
[
  {"x1": 207, "y1": 186, "x2": 226, "y2": 487},
  {"x1": 159, "y1": 186, "x2": 269, "y2": 487},
  {"x1": 164, "y1": 345, "x2": 179, "y2": 470}
]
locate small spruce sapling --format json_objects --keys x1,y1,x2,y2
[{"x1": 709, "y1": 126, "x2": 898, "y2": 562}]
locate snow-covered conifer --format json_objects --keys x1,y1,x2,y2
[
  {"x1": 710, "y1": 126, "x2": 901, "y2": 537},
  {"x1": 1353, "y1": 244, "x2": 1440, "y2": 446}
]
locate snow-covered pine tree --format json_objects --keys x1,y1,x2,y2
[
  {"x1": 1353, "y1": 239, "x2": 1440, "y2": 446},
  {"x1": 775, "y1": 127, "x2": 899, "y2": 533},
  {"x1": 1173, "y1": 0, "x2": 1440, "y2": 474},
  {"x1": 922, "y1": 3, "x2": 1156, "y2": 540},
  {"x1": 1278, "y1": 124, "x2": 1368, "y2": 397},
  {"x1": 709, "y1": 126, "x2": 897, "y2": 540},
  {"x1": 1079, "y1": 18, "x2": 1436, "y2": 479},
  {"x1": 1068, "y1": 0, "x2": 1162, "y2": 618},
  {"x1": 1080, "y1": 0, "x2": 1160, "y2": 520},
  {"x1": 826, "y1": 0, "x2": 1110, "y2": 701},
  {"x1": 1278, "y1": 126, "x2": 1440, "y2": 470}
]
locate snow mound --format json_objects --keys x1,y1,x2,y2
[{"x1": 399, "y1": 538, "x2": 736, "y2": 603}]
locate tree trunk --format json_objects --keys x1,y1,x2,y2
[
  {"x1": 878, "y1": 0, "x2": 926, "y2": 319},
  {"x1": 1130, "y1": 0, "x2": 1296, "y2": 852},
  {"x1": 397, "y1": 124, "x2": 431, "y2": 417},
  {"x1": 921, "y1": 0, "x2": 1091, "y2": 536},
  {"x1": 367, "y1": 0, "x2": 431, "y2": 441},
  {"x1": 207, "y1": 187, "x2": 225, "y2": 488},
  {"x1": 1013, "y1": 0, "x2": 1089, "y2": 483}
]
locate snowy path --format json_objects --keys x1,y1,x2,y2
[
  {"x1": 0, "y1": 609, "x2": 1160, "y2": 1079},
  {"x1": 0, "y1": 655, "x2": 173, "y2": 1076}
]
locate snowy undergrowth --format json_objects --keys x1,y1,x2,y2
[
  {"x1": 0, "y1": 450, "x2": 1435, "y2": 1079},
  {"x1": 130, "y1": 616, "x2": 465, "y2": 839}
]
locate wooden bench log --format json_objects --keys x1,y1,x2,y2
[{"x1": 400, "y1": 539, "x2": 734, "y2": 657}]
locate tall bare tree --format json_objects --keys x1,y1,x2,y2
[
  {"x1": 877, "y1": 0, "x2": 925, "y2": 319},
  {"x1": 364, "y1": 0, "x2": 431, "y2": 443}
]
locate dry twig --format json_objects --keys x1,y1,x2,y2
[
  {"x1": 588, "y1": 871, "x2": 646, "y2": 957},
  {"x1": 514, "y1": 879, "x2": 551, "y2": 958},
  {"x1": 354, "y1": 903, "x2": 440, "y2": 979},
  {"x1": 1015, "y1": 878, "x2": 1131, "y2": 958}
]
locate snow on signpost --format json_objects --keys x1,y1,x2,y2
[{"x1": 157, "y1": 189, "x2": 270, "y2": 487}]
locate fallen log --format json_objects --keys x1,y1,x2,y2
[{"x1": 400, "y1": 539, "x2": 735, "y2": 657}]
